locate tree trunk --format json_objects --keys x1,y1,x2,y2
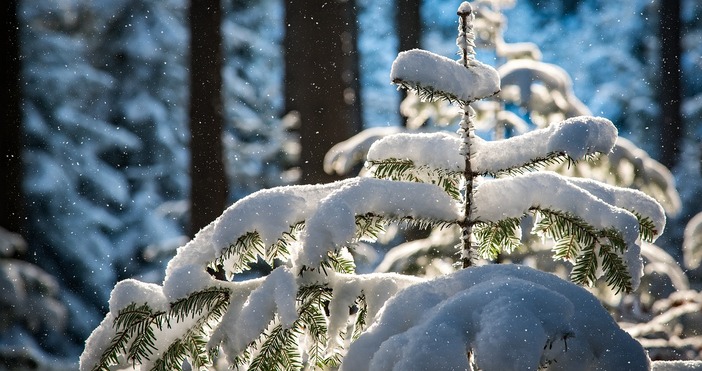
[
  {"x1": 1, "y1": 0, "x2": 25, "y2": 235},
  {"x1": 658, "y1": 0, "x2": 682, "y2": 169},
  {"x1": 189, "y1": 0, "x2": 227, "y2": 237},
  {"x1": 285, "y1": 0, "x2": 363, "y2": 185},
  {"x1": 396, "y1": 0, "x2": 422, "y2": 126}
]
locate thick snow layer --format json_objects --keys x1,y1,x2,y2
[
  {"x1": 366, "y1": 116, "x2": 617, "y2": 175},
  {"x1": 473, "y1": 116, "x2": 617, "y2": 173},
  {"x1": 211, "y1": 182, "x2": 348, "y2": 250},
  {"x1": 566, "y1": 176, "x2": 666, "y2": 239},
  {"x1": 79, "y1": 313, "x2": 118, "y2": 371},
  {"x1": 325, "y1": 271, "x2": 424, "y2": 353},
  {"x1": 325, "y1": 126, "x2": 403, "y2": 175},
  {"x1": 683, "y1": 212, "x2": 702, "y2": 269},
  {"x1": 164, "y1": 180, "x2": 357, "y2": 278},
  {"x1": 473, "y1": 171, "x2": 644, "y2": 288},
  {"x1": 498, "y1": 59, "x2": 589, "y2": 118},
  {"x1": 390, "y1": 49, "x2": 500, "y2": 102},
  {"x1": 342, "y1": 264, "x2": 650, "y2": 371},
  {"x1": 366, "y1": 131, "x2": 463, "y2": 172},
  {"x1": 299, "y1": 178, "x2": 460, "y2": 268},
  {"x1": 228, "y1": 267, "x2": 298, "y2": 353},
  {"x1": 472, "y1": 171, "x2": 645, "y2": 241}
]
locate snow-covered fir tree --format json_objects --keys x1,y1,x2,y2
[{"x1": 80, "y1": 3, "x2": 672, "y2": 370}]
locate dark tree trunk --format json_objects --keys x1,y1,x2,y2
[
  {"x1": 396, "y1": 0, "x2": 422, "y2": 126},
  {"x1": 189, "y1": 0, "x2": 227, "y2": 237},
  {"x1": 658, "y1": 0, "x2": 682, "y2": 169},
  {"x1": 1, "y1": 0, "x2": 25, "y2": 235},
  {"x1": 285, "y1": 0, "x2": 363, "y2": 185}
]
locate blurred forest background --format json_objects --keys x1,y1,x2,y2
[{"x1": 2, "y1": 0, "x2": 701, "y2": 368}]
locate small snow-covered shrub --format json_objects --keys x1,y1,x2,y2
[{"x1": 80, "y1": 2, "x2": 666, "y2": 370}]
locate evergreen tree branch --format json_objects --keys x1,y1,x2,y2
[
  {"x1": 91, "y1": 304, "x2": 165, "y2": 371},
  {"x1": 92, "y1": 288, "x2": 231, "y2": 371},
  {"x1": 351, "y1": 295, "x2": 368, "y2": 341},
  {"x1": 634, "y1": 213, "x2": 658, "y2": 243},
  {"x1": 266, "y1": 222, "x2": 305, "y2": 263},
  {"x1": 570, "y1": 244, "x2": 598, "y2": 288},
  {"x1": 248, "y1": 322, "x2": 303, "y2": 371},
  {"x1": 531, "y1": 208, "x2": 633, "y2": 293},
  {"x1": 354, "y1": 213, "x2": 456, "y2": 244},
  {"x1": 474, "y1": 218, "x2": 522, "y2": 260},
  {"x1": 151, "y1": 288, "x2": 231, "y2": 370},
  {"x1": 491, "y1": 152, "x2": 575, "y2": 177},
  {"x1": 367, "y1": 158, "x2": 462, "y2": 199},
  {"x1": 248, "y1": 285, "x2": 333, "y2": 370},
  {"x1": 393, "y1": 79, "x2": 468, "y2": 106},
  {"x1": 598, "y1": 244, "x2": 633, "y2": 294},
  {"x1": 215, "y1": 223, "x2": 305, "y2": 277},
  {"x1": 321, "y1": 250, "x2": 356, "y2": 274}
]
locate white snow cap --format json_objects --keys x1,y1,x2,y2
[
  {"x1": 367, "y1": 131, "x2": 463, "y2": 172},
  {"x1": 474, "y1": 115, "x2": 617, "y2": 173},
  {"x1": 342, "y1": 264, "x2": 650, "y2": 371},
  {"x1": 391, "y1": 49, "x2": 500, "y2": 103},
  {"x1": 457, "y1": 2, "x2": 473, "y2": 15},
  {"x1": 567, "y1": 176, "x2": 666, "y2": 239},
  {"x1": 367, "y1": 116, "x2": 617, "y2": 176},
  {"x1": 108, "y1": 279, "x2": 168, "y2": 314}
]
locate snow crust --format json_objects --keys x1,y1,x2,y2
[
  {"x1": 366, "y1": 116, "x2": 618, "y2": 175},
  {"x1": 342, "y1": 264, "x2": 650, "y2": 371},
  {"x1": 390, "y1": 49, "x2": 500, "y2": 102}
]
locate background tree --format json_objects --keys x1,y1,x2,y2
[
  {"x1": 396, "y1": 0, "x2": 422, "y2": 126},
  {"x1": 1, "y1": 0, "x2": 24, "y2": 236},
  {"x1": 189, "y1": 0, "x2": 228, "y2": 236},
  {"x1": 18, "y1": 0, "x2": 191, "y2": 358},
  {"x1": 658, "y1": 0, "x2": 682, "y2": 169},
  {"x1": 285, "y1": 0, "x2": 363, "y2": 184}
]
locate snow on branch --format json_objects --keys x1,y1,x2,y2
[
  {"x1": 566, "y1": 176, "x2": 666, "y2": 242},
  {"x1": 342, "y1": 264, "x2": 650, "y2": 371},
  {"x1": 473, "y1": 171, "x2": 647, "y2": 290},
  {"x1": 366, "y1": 116, "x2": 617, "y2": 177},
  {"x1": 390, "y1": 49, "x2": 500, "y2": 105},
  {"x1": 298, "y1": 177, "x2": 460, "y2": 269},
  {"x1": 163, "y1": 181, "x2": 355, "y2": 279},
  {"x1": 473, "y1": 116, "x2": 617, "y2": 174},
  {"x1": 473, "y1": 171, "x2": 639, "y2": 243}
]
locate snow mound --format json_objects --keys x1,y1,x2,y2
[{"x1": 342, "y1": 264, "x2": 650, "y2": 371}]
